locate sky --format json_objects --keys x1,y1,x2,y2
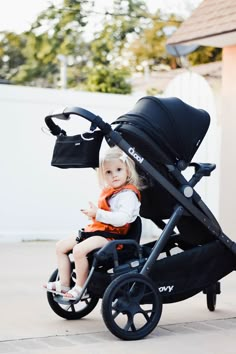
[{"x1": 0, "y1": 0, "x2": 203, "y2": 33}]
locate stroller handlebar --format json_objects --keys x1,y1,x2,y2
[{"x1": 45, "y1": 106, "x2": 111, "y2": 136}]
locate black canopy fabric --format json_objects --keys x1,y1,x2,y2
[{"x1": 113, "y1": 96, "x2": 210, "y2": 164}]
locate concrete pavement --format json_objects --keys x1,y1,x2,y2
[{"x1": 0, "y1": 241, "x2": 236, "y2": 354}]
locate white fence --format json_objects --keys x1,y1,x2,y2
[
  {"x1": 0, "y1": 84, "x2": 219, "y2": 242},
  {"x1": 0, "y1": 85, "x2": 158, "y2": 242}
]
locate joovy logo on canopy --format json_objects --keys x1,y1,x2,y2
[{"x1": 128, "y1": 147, "x2": 144, "y2": 164}]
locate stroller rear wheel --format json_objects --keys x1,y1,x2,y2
[
  {"x1": 206, "y1": 290, "x2": 216, "y2": 312},
  {"x1": 101, "y1": 273, "x2": 162, "y2": 340},
  {"x1": 205, "y1": 282, "x2": 221, "y2": 312},
  {"x1": 47, "y1": 268, "x2": 99, "y2": 320}
]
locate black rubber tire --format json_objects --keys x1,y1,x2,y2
[
  {"x1": 46, "y1": 268, "x2": 99, "y2": 320},
  {"x1": 101, "y1": 273, "x2": 162, "y2": 340},
  {"x1": 206, "y1": 287, "x2": 217, "y2": 312}
]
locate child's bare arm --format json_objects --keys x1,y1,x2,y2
[{"x1": 81, "y1": 202, "x2": 98, "y2": 218}]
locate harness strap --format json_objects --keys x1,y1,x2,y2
[{"x1": 76, "y1": 229, "x2": 123, "y2": 243}]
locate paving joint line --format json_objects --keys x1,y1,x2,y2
[{"x1": 0, "y1": 317, "x2": 235, "y2": 346}]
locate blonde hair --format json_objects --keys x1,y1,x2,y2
[{"x1": 97, "y1": 146, "x2": 142, "y2": 189}]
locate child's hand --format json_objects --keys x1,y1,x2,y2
[{"x1": 81, "y1": 202, "x2": 98, "y2": 219}]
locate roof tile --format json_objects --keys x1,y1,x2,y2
[{"x1": 167, "y1": 0, "x2": 236, "y2": 45}]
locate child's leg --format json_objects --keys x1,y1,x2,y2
[
  {"x1": 55, "y1": 235, "x2": 77, "y2": 287},
  {"x1": 73, "y1": 236, "x2": 109, "y2": 287}
]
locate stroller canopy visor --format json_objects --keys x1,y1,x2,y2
[{"x1": 113, "y1": 96, "x2": 210, "y2": 164}]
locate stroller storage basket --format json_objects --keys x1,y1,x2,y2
[{"x1": 51, "y1": 130, "x2": 103, "y2": 169}]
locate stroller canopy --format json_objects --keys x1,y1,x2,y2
[{"x1": 113, "y1": 96, "x2": 210, "y2": 164}]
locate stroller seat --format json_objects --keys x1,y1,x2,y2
[{"x1": 90, "y1": 216, "x2": 142, "y2": 267}]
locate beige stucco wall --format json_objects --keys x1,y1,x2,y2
[{"x1": 219, "y1": 46, "x2": 236, "y2": 239}]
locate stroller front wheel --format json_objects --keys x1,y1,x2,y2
[{"x1": 101, "y1": 273, "x2": 162, "y2": 340}]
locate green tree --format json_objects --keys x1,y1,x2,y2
[
  {"x1": 0, "y1": 0, "x2": 222, "y2": 92},
  {"x1": 2, "y1": 0, "x2": 90, "y2": 86},
  {"x1": 127, "y1": 12, "x2": 182, "y2": 71},
  {"x1": 90, "y1": 0, "x2": 148, "y2": 64},
  {"x1": 188, "y1": 46, "x2": 222, "y2": 66},
  {"x1": 0, "y1": 32, "x2": 26, "y2": 82},
  {"x1": 85, "y1": 0, "x2": 148, "y2": 93},
  {"x1": 84, "y1": 65, "x2": 131, "y2": 94}
]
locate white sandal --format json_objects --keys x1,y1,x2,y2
[
  {"x1": 63, "y1": 285, "x2": 89, "y2": 301},
  {"x1": 43, "y1": 281, "x2": 70, "y2": 295}
]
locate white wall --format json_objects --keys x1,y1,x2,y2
[
  {"x1": 0, "y1": 84, "x2": 158, "y2": 242},
  {"x1": 219, "y1": 46, "x2": 236, "y2": 240}
]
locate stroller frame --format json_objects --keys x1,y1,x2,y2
[{"x1": 45, "y1": 104, "x2": 236, "y2": 340}]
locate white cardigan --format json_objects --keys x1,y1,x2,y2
[{"x1": 96, "y1": 189, "x2": 140, "y2": 227}]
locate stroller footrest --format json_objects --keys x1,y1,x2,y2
[{"x1": 113, "y1": 258, "x2": 146, "y2": 276}]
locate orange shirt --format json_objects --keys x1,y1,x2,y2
[{"x1": 85, "y1": 184, "x2": 141, "y2": 235}]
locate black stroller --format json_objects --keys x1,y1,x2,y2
[{"x1": 44, "y1": 96, "x2": 236, "y2": 341}]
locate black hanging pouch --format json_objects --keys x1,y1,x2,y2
[{"x1": 51, "y1": 130, "x2": 104, "y2": 168}]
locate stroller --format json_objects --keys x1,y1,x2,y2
[{"x1": 44, "y1": 96, "x2": 236, "y2": 341}]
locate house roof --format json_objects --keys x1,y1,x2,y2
[{"x1": 167, "y1": 0, "x2": 236, "y2": 48}]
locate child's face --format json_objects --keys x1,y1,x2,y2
[{"x1": 103, "y1": 159, "x2": 128, "y2": 189}]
